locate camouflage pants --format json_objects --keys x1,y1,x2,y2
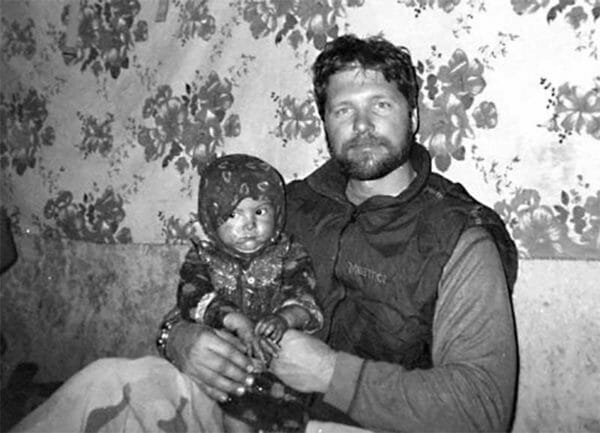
[
  {"x1": 10, "y1": 356, "x2": 226, "y2": 433},
  {"x1": 10, "y1": 356, "x2": 373, "y2": 433}
]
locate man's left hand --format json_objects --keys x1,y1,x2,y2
[{"x1": 269, "y1": 329, "x2": 336, "y2": 393}]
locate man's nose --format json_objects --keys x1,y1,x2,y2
[{"x1": 353, "y1": 109, "x2": 374, "y2": 134}]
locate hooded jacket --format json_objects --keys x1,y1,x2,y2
[
  {"x1": 177, "y1": 154, "x2": 322, "y2": 331},
  {"x1": 285, "y1": 143, "x2": 518, "y2": 428}
]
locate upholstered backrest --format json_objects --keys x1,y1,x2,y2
[{"x1": 1, "y1": 235, "x2": 599, "y2": 432}]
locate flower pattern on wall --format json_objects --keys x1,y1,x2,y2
[
  {"x1": 136, "y1": 71, "x2": 240, "y2": 174},
  {"x1": 0, "y1": 88, "x2": 55, "y2": 175},
  {"x1": 59, "y1": 0, "x2": 148, "y2": 78},
  {"x1": 511, "y1": 0, "x2": 599, "y2": 58},
  {"x1": 1, "y1": 17, "x2": 36, "y2": 61},
  {"x1": 418, "y1": 49, "x2": 489, "y2": 171},
  {"x1": 241, "y1": 0, "x2": 364, "y2": 49},
  {"x1": 39, "y1": 188, "x2": 132, "y2": 244},
  {"x1": 541, "y1": 79, "x2": 600, "y2": 141},
  {"x1": 270, "y1": 93, "x2": 321, "y2": 145},
  {"x1": 175, "y1": 0, "x2": 217, "y2": 45},
  {"x1": 397, "y1": 0, "x2": 462, "y2": 14},
  {"x1": 77, "y1": 112, "x2": 115, "y2": 158},
  {"x1": 158, "y1": 211, "x2": 199, "y2": 245},
  {"x1": 0, "y1": 2, "x2": 598, "y2": 259},
  {"x1": 495, "y1": 179, "x2": 600, "y2": 258},
  {"x1": 512, "y1": 0, "x2": 599, "y2": 25}
]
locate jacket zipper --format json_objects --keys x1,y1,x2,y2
[{"x1": 324, "y1": 206, "x2": 359, "y2": 343}]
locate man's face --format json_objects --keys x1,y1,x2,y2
[
  {"x1": 217, "y1": 197, "x2": 275, "y2": 254},
  {"x1": 324, "y1": 68, "x2": 417, "y2": 180}
]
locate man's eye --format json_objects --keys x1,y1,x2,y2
[
  {"x1": 256, "y1": 207, "x2": 269, "y2": 216},
  {"x1": 333, "y1": 107, "x2": 350, "y2": 117},
  {"x1": 375, "y1": 101, "x2": 392, "y2": 110}
]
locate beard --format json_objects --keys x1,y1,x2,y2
[{"x1": 328, "y1": 131, "x2": 413, "y2": 180}]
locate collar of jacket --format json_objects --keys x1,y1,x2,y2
[
  {"x1": 300, "y1": 142, "x2": 519, "y2": 293},
  {"x1": 305, "y1": 142, "x2": 431, "y2": 211}
]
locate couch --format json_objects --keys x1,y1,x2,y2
[{"x1": 1, "y1": 235, "x2": 599, "y2": 432}]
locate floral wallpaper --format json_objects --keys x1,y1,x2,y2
[{"x1": 1, "y1": 0, "x2": 599, "y2": 259}]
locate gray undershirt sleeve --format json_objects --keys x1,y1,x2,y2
[{"x1": 322, "y1": 227, "x2": 518, "y2": 432}]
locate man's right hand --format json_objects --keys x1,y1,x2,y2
[
  {"x1": 270, "y1": 329, "x2": 336, "y2": 393},
  {"x1": 167, "y1": 320, "x2": 256, "y2": 403}
]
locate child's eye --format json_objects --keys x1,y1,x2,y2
[{"x1": 255, "y1": 206, "x2": 272, "y2": 216}]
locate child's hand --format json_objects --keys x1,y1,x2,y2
[
  {"x1": 255, "y1": 314, "x2": 289, "y2": 344},
  {"x1": 257, "y1": 337, "x2": 281, "y2": 361},
  {"x1": 254, "y1": 314, "x2": 288, "y2": 361},
  {"x1": 232, "y1": 324, "x2": 271, "y2": 364}
]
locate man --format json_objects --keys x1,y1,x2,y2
[
  {"x1": 12, "y1": 35, "x2": 517, "y2": 433},
  {"x1": 164, "y1": 34, "x2": 518, "y2": 431}
]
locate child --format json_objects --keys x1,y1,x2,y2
[{"x1": 177, "y1": 154, "x2": 323, "y2": 433}]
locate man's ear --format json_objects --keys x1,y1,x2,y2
[{"x1": 411, "y1": 107, "x2": 419, "y2": 135}]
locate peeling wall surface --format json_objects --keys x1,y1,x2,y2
[
  {"x1": 1, "y1": 235, "x2": 599, "y2": 432},
  {"x1": 512, "y1": 260, "x2": 600, "y2": 433}
]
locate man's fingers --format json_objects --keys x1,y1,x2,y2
[
  {"x1": 214, "y1": 328, "x2": 246, "y2": 353},
  {"x1": 206, "y1": 331, "x2": 253, "y2": 373},
  {"x1": 245, "y1": 342, "x2": 254, "y2": 359},
  {"x1": 260, "y1": 338, "x2": 280, "y2": 357},
  {"x1": 185, "y1": 330, "x2": 255, "y2": 396},
  {"x1": 194, "y1": 360, "x2": 249, "y2": 396},
  {"x1": 207, "y1": 347, "x2": 253, "y2": 380},
  {"x1": 251, "y1": 340, "x2": 267, "y2": 363},
  {"x1": 196, "y1": 381, "x2": 229, "y2": 403}
]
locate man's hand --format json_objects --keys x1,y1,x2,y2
[
  {"x1": 222, "y1": 311, "x2": 258, "y2": 356},
  {"x1": 168, "y1": 321, "x2": 256, "y2": 403},
  {"x1": 269, "y1": 329, "x2": 337, "y2": 393}
]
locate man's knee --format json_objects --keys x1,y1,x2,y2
[{"x1": 68, "y1": 356, "x2": 170, "y2": 387}]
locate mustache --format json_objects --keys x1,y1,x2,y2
[{"x1": 345, "y1": 133, "x2": 390, "y2": 149}]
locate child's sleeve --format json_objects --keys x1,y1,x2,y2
[
  {"x1": 277, "y1": 239, "x2": 324, "y2": 333},
  {"x1": 176, "y1": 243, "x2": 238, "y2": 328}
]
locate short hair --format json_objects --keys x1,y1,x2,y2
[{"x1": 312, "y1": 34, "x2": 419, "y2": 120}]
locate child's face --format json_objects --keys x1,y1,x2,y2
[{"x1": 216, "y1": 197, "x2": 275, "y2": 254}]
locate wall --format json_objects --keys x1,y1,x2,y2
[
  {"x1": 512, "y1": 259, "x2": 600, "y2": 432},
  {"x1": 1, "y1": 0, "x2": 599, "y2": 258},
  {"x1": 1, "y1": 235, "x2": 599, "y2": 432}
]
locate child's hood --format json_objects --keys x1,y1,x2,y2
[{"x1": 197, "y1": 153, "x2": 286, "y2": 260}]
